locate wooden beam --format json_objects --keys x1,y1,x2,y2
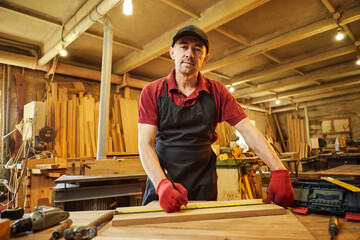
[
  {"x1": 267, "y1": 87, "x2": 360, "y2": 108},
  {"x1": 229, "y1": 45, "x2": 355, "y2": 85},
  {"x1": 250, "y1": 75, "x2": 360, "y2": 104},
  {"x1": 112, "y1": 0, "x2": 270, "y2": 74},
  {"x1": 214, "y1": 27, "x2": 296, "y2": 76},
  {"x1": 161, "y1": 0, "x2": 200, "y2": 19},
  {"x1": 207, "y1": 71, "x2": 231, "y2": 80},
  {"x1": 237, "y1": 102, "x2": 267, "y2": 113},
  {"x1": 201, "y1": 6, "x2": 360, "y2": 73},
  {"x1": 233, "y1": 61, "x2": 360, "y2": 98},
  {"x1": 271, "y1": 93, "x2": 360, "y2": 113},
  {"x1": 215, "y1": 26, "x2": 251, "y2": 46},
  {"x1": 83, "y1": 31, "x2": 143, "y2": 51},
  {"x1": 321, "y1": 0, "x2": 356, "y2": 41}
]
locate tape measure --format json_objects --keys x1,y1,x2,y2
[
  {"x1": 322, "y1": 177, "x2": 360, "y2": 192},
  {"x1": 116, "y1": 201, "x2": 264, "y2": 214},
  {"x1": 1, "y1": 207, "x2": 24, "y2": 220}
]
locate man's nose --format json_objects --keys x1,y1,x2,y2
[{"x1": 185, "y1": 47, "x2": 195, "y2": 57}]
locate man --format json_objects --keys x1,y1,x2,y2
[{"x1": 138, "y1": 25, "x2": 294, "y2": 213}]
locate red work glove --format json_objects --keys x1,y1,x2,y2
[
  {"x1": 263, "y1": 169, "x2": 294, "y2": 208},
  {"x1": 156, "y1": 179, "x2": 188, "y2": 213}
]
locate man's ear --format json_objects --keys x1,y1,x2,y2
[
  {"x1": 169, "y1": 47, "x2": 175, "y2": 60},
  {"x1": 202, "y1": 53, "x2": 210, "y2": 66}
]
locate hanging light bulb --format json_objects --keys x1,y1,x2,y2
[
  {"x1": 356, "y1": 55, "x2": 360, "y2": 65},
  {"x1": 229, "y1": 86, "x2": 234, "y2": 93},
  {"x1": 59, "y1": 43, "x2": 67, "y2": 57},
  {"x1": 123, "y1": 0, "x2": 133, "y2": 15},
  {"x1": 335, "y1": 27, "x2": 344, "y2": 41},
  {"x1": 275, "y1": 99, "x2": 280, "y2": 105}
]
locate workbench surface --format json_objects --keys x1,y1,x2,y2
[{"x1": 12, "y1": 207, "x2": 360, "y2": 240}]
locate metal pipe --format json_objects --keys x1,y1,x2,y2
[
  {"x1": 38, "y1": 0, "x2": 121, "y2": 66},
  {"x1": 96, "y1": 16, "x2": 113, "y2": 160}
]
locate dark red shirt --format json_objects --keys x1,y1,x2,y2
[{"x1": 138, "y1": 69, "x2": 247, "y2": 139}]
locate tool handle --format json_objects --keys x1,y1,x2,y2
[
  {"x1": 328, "y1": 216, "x2": 339, "y2": 240},
  {"x1": 52, "y1": 219, "x2": 73, "y2": 239},
  {"x1": 88, "y1": 211, "x2": 114, "y2": 227}
]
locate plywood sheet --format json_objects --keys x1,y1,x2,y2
[{"x1": 113, "y1": 200, "x2": 285, "y2": 227}]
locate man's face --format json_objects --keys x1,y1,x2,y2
[{"x1": 169, "y1": 36, "x2": 209, "y2": 77}]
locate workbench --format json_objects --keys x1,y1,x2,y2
[{"x1": 12, "y1": 202, "x2": 360, "y2": 240}]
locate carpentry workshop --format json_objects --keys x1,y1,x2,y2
[{"x1": 1, "y1": 0, "x2": 360, "y2": 239}]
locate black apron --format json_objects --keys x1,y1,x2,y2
[{"x1": 142, "y1": 81, "x2": 217, "y2": 205}]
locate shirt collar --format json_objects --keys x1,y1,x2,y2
[{"x1": 166, "y1": 68, "x2": 210, "y2": 93}]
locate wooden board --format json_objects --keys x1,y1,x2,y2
[
  {"x1": 66, "y1": 158, "x2": 145, "y2": 176},
  {"x1": 112, "y1": 200, "x2": 286, "y2": 227},
  {"x1": 315, "y1": 164, "x2": 360, "y2": 177}
]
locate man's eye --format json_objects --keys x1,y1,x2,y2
[{"x1": 196, "y1": 48, "x2": 203, "y2": 53}]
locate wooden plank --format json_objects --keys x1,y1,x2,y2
[
  {"x1": 113, "y1": 200, "x2": 285, "y2": 227},
  {"x1": 0, "y1": 219, "x2": 10, "y2": 240},
  {"x1": 273, "y1": 113, "x2": 287, "y2": 152},
  {"x1": 88, "y1": 121, "x2": 97, "y2": 157},
  {"x1": 79, "y1": 104, "x2": 85, "y2": 158},
  {"x1": 35, "y1": 164, "x2": 61, "y2": 169},
  {"x1": 116, "y1": 123, "x2": 124, "y2": 152},
  {"x1": 73, "y1": 82, "x2": 86, "y2": 91},
  {"x1": 54, "y1": 101, "x2": 61, "y2": 156},
  {"x1": 61, "y1": 99, "x2": 67, "y2": 158},
  {"x1": 119, "y1": 97, "x2": 139, "y2": 153},
  {"x1": 66, "y1": 158, "x2": 145, "y2": 176}
]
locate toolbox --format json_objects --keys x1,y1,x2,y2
[{"x1": 291, "y1": 179, "x2": 360, "y2": 218}]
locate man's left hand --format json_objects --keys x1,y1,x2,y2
[{"x1": 263, "y1": 169, "x2": 294, "y2": 208}]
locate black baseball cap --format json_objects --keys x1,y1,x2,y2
[{"x1": 172, "y1": 25, "x2": 209, "y2": 53}]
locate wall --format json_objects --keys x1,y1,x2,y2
[{"x1": 276, "y1": 98, "x2": 360, "y2": 149}]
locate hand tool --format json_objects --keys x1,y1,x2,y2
[
  {"x1": 10, "y1": 206, "x2": 69, "y2": 236},
  {"x1": 1, "y1": 207, "x2": 24, "y2": 220},
  {"x1": 328, "y1": 216, "x2": 339, "y2": 240},
  {"x1": 164, "y1": 169, "x2": 178, "y2": 190},
  {"x1": 49, "y1": 219, "x2": 73, "y2": 240},
  {"x1": 116, "y1": 201, "x2": 264, "y2": 214},
  {"x1": 64, "y1": 210, "x2": 114, "y2": 240}
]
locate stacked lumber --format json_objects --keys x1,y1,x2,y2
[
  {"x1": 213, "y1": 121, "x2": 235, "y2": 147},
  {"x1": 45, "y1": 83, "x2": 139, "y2": 158},
  {"x1": 287, "y1": 114, "x2": 308, "y2": 161}
]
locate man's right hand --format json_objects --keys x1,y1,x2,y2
[{"x1": 156, "y1": 179, "x2": 188, "y2": 213}]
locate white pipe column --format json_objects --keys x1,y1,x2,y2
[
  {"x1": 38, "y1": 0, "x2": 120, "y2": 66},
  {"x1": 304, "y1": 105, "x2": 311, "y2": 148},
  {"x1": 96, "y1": 16, "x2": 113, "y2": 160}
]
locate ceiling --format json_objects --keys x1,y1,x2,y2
[{"x1": 0, "y1": 0, "x2": 360, "y2": 113}]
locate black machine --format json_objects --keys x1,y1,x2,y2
[{"x1": 291, "y1": 179, "x2": 360, "y2": 220}]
